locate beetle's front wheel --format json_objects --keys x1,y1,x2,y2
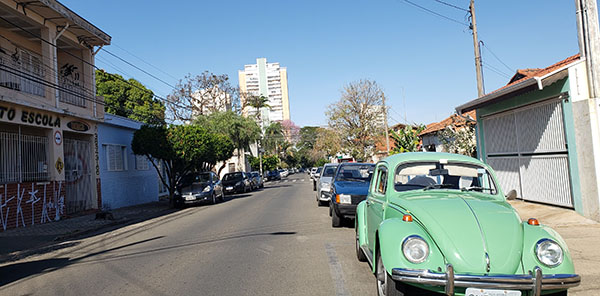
[{"x1": 376, "y1": 249, "x2": 405, "y2": 296}]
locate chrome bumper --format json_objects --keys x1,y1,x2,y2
[{"x1": 391, "y1": 264, "x2": 580, "y2": 296}]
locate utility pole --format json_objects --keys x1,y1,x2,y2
[
  {"x1": 575, "y1": 0, "x2": 600, "y2": 98},
  {"x1": 469, "y1": 0, "x2": 485, "y2": 97},
  {"x1": 382, "y1": 93, "x2": 390, "y2": 155}
]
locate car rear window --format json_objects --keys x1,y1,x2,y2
[
  {"x1": 335, "y1": 164, "x2": 374, "y2": 182},
  {"x1": 322, "y1": 165, "x2": 338, "y2": 177},
  {"x1": 224, "y1": 172, "x2": 243, "y2": 181}
]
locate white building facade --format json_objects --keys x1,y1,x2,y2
[{"x1": 239, "y1": 58, "x2": 290, "y2": 126}]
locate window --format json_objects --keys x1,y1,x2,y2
[
  {"x1": 106, "y1": 144, "x2": 126, "y2": 171},
  {"x1": 0, "y1": 131, "x2": 49, "y2": 183},
  {"x1": 228, "y1": 163, "x2": 236, "y2": 173},
  {"x1": 135, "y1": 154, "x2": 149, "y2": 170},
  {"x1": 376, "y1": 167, "x2": 388, "y2": 194}
]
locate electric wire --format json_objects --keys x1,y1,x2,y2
[
  {"x1": 100, "y1": 48, "x2": 178, "y2": 89},
  {"x1": 480, "y1": 41, "x2": 514, "y2": 73},
  {"x1": 432, "y1": 0, "x2": 469, "y2": 12},
  {"x1": 111, "y1": 43, "x2": 179, "y2": 81},
  {"x1": 400, "y1": 0, "x2": 469, "y2": 27},
  {"x1": 0, "y1": 14, "x2": 184, "y2": 109}
]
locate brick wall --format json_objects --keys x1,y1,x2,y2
[{"x1": 0, "y1": 181, "x2": 66, "y2": 231}]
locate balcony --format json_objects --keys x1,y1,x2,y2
[{"x1": 0, "y1": 49, "x2": 45, "y2": 98}]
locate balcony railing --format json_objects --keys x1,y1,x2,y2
[
  {"x1": 59, "y1": 76, "x2": 87, "y2": 108},
  {"x1": 0, "y1": 50, "x2": 45, "y2": 97}
]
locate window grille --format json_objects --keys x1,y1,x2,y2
[
  {"x1": 106, "y1": 144, "x2": 126, "y2": 171},
  {"x1": 135, "y1": 154, "x2": 149, "y2": 170},
  {"x1": 0, "y1": 48, "x2": 45, "y2": 97},
  {"x1": 0, "y1": 131, "x2": 49, "y2": 183}
]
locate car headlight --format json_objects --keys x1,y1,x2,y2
[
  {"x1": 321, "y1": 182, "x2": 331, "y2": 191},
  {"x1": 535, "y1": 239, "x2": 563, "y2": 267},
  {"x1": 203, "y1": 186, "x2": 211, "y2": 193},
  {"x1": 402, "y1": 236, "x2": 429, "y2": 264}
]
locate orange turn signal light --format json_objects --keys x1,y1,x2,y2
[
  {"x1": 402, "y1": 214, "x2": 413, "y2": 222},
  {"x1": 335, "y1": 194, "x2": 340, "y2": 203},
  {"x1": 527, "y1": 218, "x2": 540, "y2": 226}
]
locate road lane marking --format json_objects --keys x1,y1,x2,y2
[
  {"x1": 296, "y1": 235, "x2": 308, "y2": 242},
  {"x1": 292, "y1": 180, "x2": 297, "y2": 182},
  {"x1": 325, "y1": 243, "x2": 351, "y2": 296}
]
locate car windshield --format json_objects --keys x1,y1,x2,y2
[
  {"x1": 335, "y1": 164, "x2": 374, "y2": 182},
  {"x1": 223, "y1": 172, "x2": 243, "y2": 181},
  {"x1": 321, "y1": 165, "x2": 338, "y2": 177},
  {"x1": 179, "y1": 173, "x2": 210, "y2": 187},
  {"x1": 394, "y1": 162, "x2": 498, "y2": 195},
  {"x1": 316, "y1": 167, "x2": 323, "y2": 174}
]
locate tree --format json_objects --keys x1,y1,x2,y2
[
  {"x1": 263, "y1": 122, "x2": 285, "y2": 155},
  {"x1": 326, "y1": 79, "x2": 384, "y2": 161},
  {"x1": 167, "y1": 71, "x2": 240, "y2": 122},
  {"x1": 194, "y1": 111, "x2": 261, "y2": 175},
  {"x1": 281, "y1": 119, "x2": 300, "y2": 144},
  {"x1": 244, "y1": 95, "x2": 270, "y2": 126},
  {"x1": 313, "y1": 128, "x2": 342, "y2": 161},
  {"x1": 261, "y1": 154, "x2": 280, "y2": 171},
  {"x1": 297, "y1": 126, "x2": 319, "y2": 150},
  {"x1": 390, "y1": 125, "x2": 425, "y2": 154},
  {"x1": 438, "y1": 125, "x2": 477, "y2": 157},
  {"x1": 131, "y1": 124, "x2": 234, "y2": 204},
  {"x1": 96, "y1": 69, "x2": 165, "y2": 124}
]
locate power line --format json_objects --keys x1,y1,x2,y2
[
  {"x1": 100, "y1": 48, "x2": 178, "y2": 89},
  {"x1": 480, "y1": 41, "x2": 514, "y2": 73},
  {"x1": 482, "y1": 62, "x2": 511, "y2": 79},
  {"x1": 432, "y1": 0, "x2": 469, "y2": 12},
  {"x1": 0, "y1": 14, "x2": 178, "y2": 108},
  {"x1": 111, "y1": 43, "x2": 179, "y2": 81},
  {"x1": 400, "y1": 0, "x2": 469, "y2": 27}
]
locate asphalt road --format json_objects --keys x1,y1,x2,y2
[{"x1": 0, "y1": 174, "x2": 376, "y2": 296}]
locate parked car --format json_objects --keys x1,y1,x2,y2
[
  {"x1": 174, "y1": 171, "x2": 224, "y2": 207},
  {"x1": 312, "y1": 166, "x2": 323, "y2": 191},
  {"x1": 250, "y1": 171, "x2": 264, "y2": 189},
  {"x1": 329, "y1": 162, "x2": 374, "y2": 227},
  {"x1": 222, "y1": 172, "x2": 252, "y2": 195},
  {"x1": 316, "y1": 163, "x2": 339, "y2": 206},
  {"x1": 355, "y1": 152, "x2": 580, "y2": 296},
  {"x1": 279, "y1": 169, "x2": 289, "y2": 178},
  {"x1": 266, "y1": 170, "x2": 281, "y2": 181}
]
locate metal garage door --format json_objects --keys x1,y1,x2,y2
[{"x1": 482, "y1": 98, "x2": 573, "y2": 207}]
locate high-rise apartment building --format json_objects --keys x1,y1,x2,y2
[{"x1": 239, "y1": 58, "x2": 290, "y2": 126}]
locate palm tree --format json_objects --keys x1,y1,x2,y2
[{"x1": 246, "y1": 95, "x2": 270, "y2": 128}]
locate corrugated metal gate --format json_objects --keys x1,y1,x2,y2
[
  {"x1": 483, "y1": 97, "x2": 573, "y2": 207},
  {"x1": 64, "y1": 138, "x2": 94, "y2": 214}
]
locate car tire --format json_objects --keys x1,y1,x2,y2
[
  {"x1": 376, "y1": 249, "x2": 406, "y2": 296},
  {"x1": 220, "y1": 192, "x2": 225, "y2": 202},
  {"x1": 211, "y1": 193, "x2": 217, "y2": 205},
  {"x1": 329, "y1": 205, "x2": 332, "y2": 217},
  {"x1": 332, "y1": 208, "x2": 342, "y2": 228},
  {"x1": 356, "y1": 223, "x2": 367, "y2": 262}
]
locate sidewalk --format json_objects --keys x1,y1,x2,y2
[
  {"x1": 509, "y1": 200, "x2": 600, "y2": 295},
  {"x1": 0, "y1": 200, "x2": 173, "y2": 263}
]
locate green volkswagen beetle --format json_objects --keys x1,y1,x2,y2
[{"x1": 355, "y1": 152, "x2": 580, "y2": 296}]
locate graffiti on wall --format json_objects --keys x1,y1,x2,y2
[{"x1": 0, "y1": 181, "x2": 65, "y2": 231}]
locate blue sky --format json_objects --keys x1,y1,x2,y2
[{"x1": 61, "y1": 0, "x2": 580, "y2": 127}]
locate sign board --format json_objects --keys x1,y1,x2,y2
[{"x1": 54, "y1": 130, "x2": 62, "y2": 145}]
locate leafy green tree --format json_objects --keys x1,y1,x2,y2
[
  {"x1": 390, "y1": 125, "x2": 425, "y2": 154},
  {"x1": 438, "y1": 125, "x2": 477, "y2": 157},
  {"x1": 132, "y1": 124, "x2": 234, "y2": 204},
  {"x1": 263, "y1": 122, "x2": 285, "y2": 155},
  {"x1": 315, "y1": 159, "x2": 329, "y2": 167},
  {"x1": 194, "y1": 111, "x2": 261, "y2": 174},
  {"x1": 262, "y1": 155, "x2": 280, "y2": 171},
  {"x1": 96, "y1": 69, "x2": 165, "y2": 124},
  {"x1": 244, "y1": 95, "x2": 270, "y2": 126}
]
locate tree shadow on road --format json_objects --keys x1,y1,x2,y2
[{"x1": 0, "y1": 236, "x2": 164, "y2": 287}]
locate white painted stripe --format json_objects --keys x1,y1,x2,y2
[
  {"x1": 325, "y1": 243, "x2": 351, "y2": 296},
  {"x1": 292, "y1": 180, "x2": 297, "y2": 182}
]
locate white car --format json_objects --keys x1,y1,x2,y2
[
  {"x1": 316, "y1": 163, "x2": 339, "y2": 206},
  {"x1": 279, "y1": 169, "x2": 289, "y2": 178}
]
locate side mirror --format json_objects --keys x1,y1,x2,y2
[{"x1": 505, "y1": 189, "x2": 517, "y2": 201}]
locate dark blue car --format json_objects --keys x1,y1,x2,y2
[{"x1": 329, "y1": 163, "x2": 375, "y2": 227}]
